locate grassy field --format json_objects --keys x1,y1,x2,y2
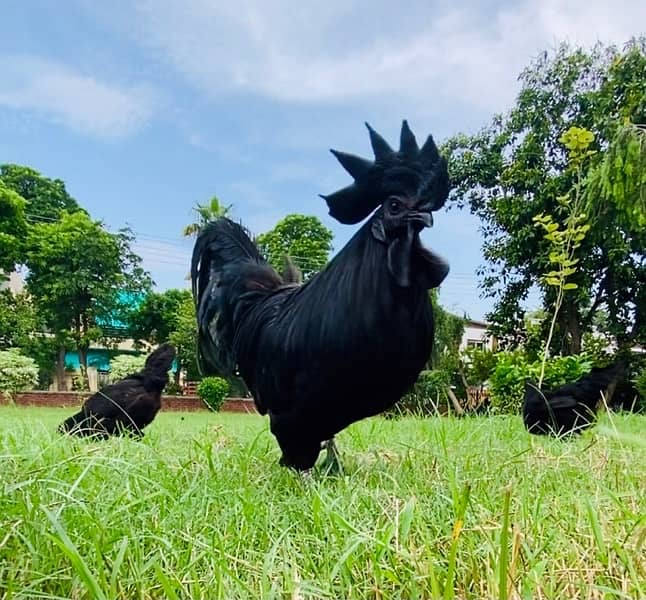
[{"x1": 0, "y1": 406, "x2": 644, "y2": 599}]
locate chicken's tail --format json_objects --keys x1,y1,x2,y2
[
  {"x1": 57, "y1": 410, "x2": 99, "y2": 437},
  {"x1": 523, "y1": 361, "x2": 624, "y2": 436},
  {"x1": 191, "y1": 218, "x2": 284, "y2": 377},
  {"x1": 575, "y1": 361, "x2": 624, "y2": 412}
]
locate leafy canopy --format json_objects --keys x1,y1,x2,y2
[
  {"x1": 182, "y1": 196, "x2": 233, "y2": 238},
  {"x1": 128, "y1": 289, "x2": 192, "y2": 345},
  {"x1": 445, "y1": 38, "x2": 646, "y2": 353},
  {"x1": 0, "y1": 181, "x2": 27, "y2": 275},
  {"x1": 0, "y1": 164, "x2": 81, "y2": 220},
  {"x1": 256, "y1": 214, "x2": 334, "y2": 280},
  {"x1": 0, "y1": 292, "x2": 36, "y2": 350},
  {"x1": 168, "y1": 295, "x2": 200, "y2": 381},
  {"x1": 24, "y1": 211, "x2": 151, "y2": 365}
]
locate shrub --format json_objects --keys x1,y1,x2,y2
[
  {"x1": 397, "y1": 369, "x2": 451, "y2": 415},
  {"x1": 197, "y1": 377, "x2": 230, "y2": 411},
  {"x1": 489, "y1": 352, "x2": 592, "y2": 414},
  {"x1": 633, "y1": 366, "x2": 646, "y2": 411},
  {"x1": 488, "y1": 351, "x2": 529, "y2": 414},
  {"x1": 463, "y1": 348, "x2": 499, "y2": 386},
  {"x1": 540, "y1": 355, "x2": 591, "y2": 390},
  {"x1": 110, "y1": 352, "x2": 176, "y2": 387},
  {"x1": 109, "y1": 354, "x2": 146, "y2": 381},
  {"x1": 0, "y1": 349, "x2": 39, "y2": 395},
  {"x1": 164, "y1": 381, "x2": 183, "y2": 396}
]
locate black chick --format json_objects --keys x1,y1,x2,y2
[
  {"x1": 58, "y1": 343, "x2": 176, "y2": 439},
  {"x1": 523, "y1": 362, "x2": 622, "y2": 436}
]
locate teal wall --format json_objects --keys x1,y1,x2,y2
[
  {"x1": 65, "y1": 349, "x2": 178, "y2": 373},
  {"x1": 64, "y1": 349, "x2": 112, "y2": 371}
]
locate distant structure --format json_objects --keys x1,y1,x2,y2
[
  {"x1": 460, "y1": 319, "x2": 497, "y2": 352},
  {"x1": 0, "y1": 271, "x2": 25, "y2": 295}
]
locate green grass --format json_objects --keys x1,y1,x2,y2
[{"x1": 0, "y1": 407, "x2": 644, "y2": 599}]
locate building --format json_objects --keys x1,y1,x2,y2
[
  {"x1": 460, "y1": 319, "x2": 497, "y2": 353},
  {"x1": 0, "y1": 271, "x2": 25, "y2": 294}
]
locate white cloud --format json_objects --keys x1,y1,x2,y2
[
  {"x1": 111, "y1": 0, "x2": 644, "y2": 114},
  {"x1": 0, "y1": 56, "x2": 157, "y2": 138}
]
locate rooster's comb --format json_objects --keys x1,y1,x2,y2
[{"x1": 321, "y1": 120, "x2": 449, "y2": 225}]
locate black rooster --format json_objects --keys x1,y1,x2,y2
[
  {"x1": 523, "y1": 362, "x2": 623, "y2": 436},
  {"x1": 58, "y1": 343, "x2": 176, "y2": 439},
  {"x1": 192, "y1": 121, "x2": 450, "y2": 471}
]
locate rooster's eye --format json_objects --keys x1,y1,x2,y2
[{"x1": 388, "y1": 198, "x2": 402, "y2": 214}]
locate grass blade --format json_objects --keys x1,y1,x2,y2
[
  {"x1": 498, "y1": 485, "x2": 512, "y2": 600},
  {"x1": 43, "y1": 507, "x2": 108, "y2": 600}
]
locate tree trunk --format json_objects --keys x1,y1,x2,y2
[
  {"x1": 77, "y1": 345, "x2": 88, "y2": 372},
  {"x1": 560, "y1": 298, "x2": 583, "y2": 355},
  {"x1": 445, "y1": 386, "x2": 465, "y2": 416},
  {"x1": 566, "y1": 306, "x2": 582, "y2": 355},
  {"x1": 77, "y1": 344, "x2": 89, "y2": 390},
  {"x1": 56, "y1": 345, "x2": 67, "y2": 391}
]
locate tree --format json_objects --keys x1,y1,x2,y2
[
  {"x1": 0, "y1": 181, "x2": 27, "y2": 276},
  {"x1": 585, "y1": 123, "x2": 646, "y2": 347},
  {"x1": 0, "y1": 291, "x2": 59, "y2": 389},
  {"x1": 24, "y1": 211, "x2": 151, "y2": 388},
  {"x1": 256, "y1": 214, "x2": 334, "y2": 280},
  {"x1": 445, "y1": 38, "x2": 646, "y2": 354},
  {"x1": 0, "y1": 164, "x2": 81, "y2": 220},
  {"x1": 430, "y1": 291, "x2": 466, "y2": 369},
  {"x1": 182, "y1": 195, "x2": 232, "y2": 237},
  {"x1": 0, "y1": 291, "x2": 36, "y2": 350},
  {"x1": 429, "y1": 291, "x2": 466, "y2": 414},
  {"x1": 128, "y1": 288, "x2": 191, "y2": 345},
  {"x1": 168, "y1": 295, "x2": 199, "y2": 383}
]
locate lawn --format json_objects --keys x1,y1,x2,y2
[{"x1": 0, "y1": 407, "x2": 644, "y2": 599}]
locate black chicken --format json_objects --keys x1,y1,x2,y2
[
  {"x1": 192, "y1": 121, "x2": 450, "y2": 471},
  {"x1": 58, "y1": 343, "x2": 176, "y2": 439},
  {"x1": 523, "y1": 362, "x2": 623, "y2": 436}
]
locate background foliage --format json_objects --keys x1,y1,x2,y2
[
  {"x1": 0, "y1": 349, "x2": 39, "y2": 394},
  {"x1": 197, "y1": 376, "x2": 230, "y2": 411}
]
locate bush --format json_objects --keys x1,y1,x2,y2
[
  {"x1": 488, "y1": 351, "x2": 529, "y2": 414},
  {"x1": 489, "y1": 352, "x2": 592, "y2": 414},
  {"x1": 540, "y1": 355, "x2": 591, "y2": 390},
  {"x1": 197, "y1": 377, "x2": 230, "y2": 411},
  {"x1": 164, "y1": 381, "x2": 183, "y2": 396},
  {"x1": 396, "y1": 370, "x2": 451, "y2": 415},
  {"x1": 632, "y1": 366, "x2": 646, "y2": 411},
  {"x1": 109, "y1": 354, "x2": 146, "y2": 381},
  {"x1": 110, "y1": 352, "x2": 176, "y2": 387},
  {"x1": 463, "y1": 348, "x2": 499, "y2": 386},
  {"x1": 0, "y1": 349, "x2": 39, "y2": 395}
]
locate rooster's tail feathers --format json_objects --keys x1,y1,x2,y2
[{"x1": 191, "y1": 218, "x2": 280, "y2": 377}]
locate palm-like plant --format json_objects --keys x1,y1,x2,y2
[{"x1": 182, "y1": 196, "x2": 233, "y2": 238}]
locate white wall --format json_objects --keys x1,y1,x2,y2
[
  {"x1": 0, "y1": 271, "x2": 24, "y2": 294},
  {"x1": 460, "y1": 322, "x2": 495, "y2": 352}
]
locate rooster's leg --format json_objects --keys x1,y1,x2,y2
[{"x1": 320, "y1": 438, "x2": 343, "y2": 474}]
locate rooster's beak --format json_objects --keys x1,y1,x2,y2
[{"x1": 407, "y1": 212, "x2": 433, "y2": 230}]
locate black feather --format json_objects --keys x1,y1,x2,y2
[
  {"x1": 192, "y1": 210, "x2": 449, "y2": 470},
  {"x1": 523, "y1": 362, "x2": 623, "y2": 437},
  {"x1": 57, "y1": 343, "x2": 176, "y2": 439},
  {"x1": 323, "y1": 120, "x2": 449, "y2": 224}
]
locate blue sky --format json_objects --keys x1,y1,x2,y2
[{"x1": 1, "y1": 0, "x2": 643, "y2": 319}]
